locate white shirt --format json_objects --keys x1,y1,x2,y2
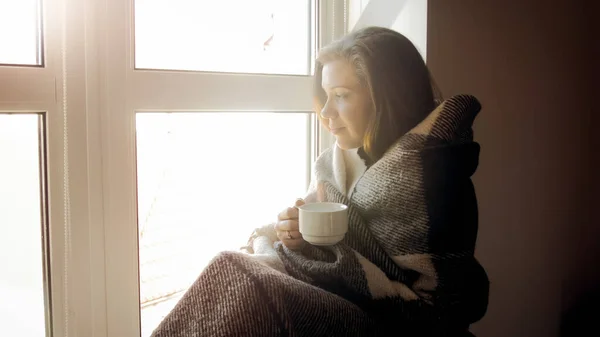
[
  {"x1": 338, "y1": 145, "x2": 368, "y2": 197},
  {"x1": 305, "y1": 143, "x2": 369, "y2": 202}
]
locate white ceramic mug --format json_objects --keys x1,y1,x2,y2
[{"x1": 298, "y1": 202, "x2": 348, "y2": 246}]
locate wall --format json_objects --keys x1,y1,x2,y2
[
  {"x1": 390, "y1": 0, "x2": 427, "y2": 60},
  {"x1": 350, "y1": 0, "x2": 428, "y2": 59},
  {"x1": 347, "y1": 0, "x2": 597, "y2": 335},
  {"x1": 428, "y1": 1, "x2": 597, "y2": 336}
]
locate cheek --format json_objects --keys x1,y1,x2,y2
[{"x1": 339, "y1": 101, "x2": 370, "y2": 135}]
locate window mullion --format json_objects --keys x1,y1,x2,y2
[
  {"x1": 50, "y1": 0, "x2": 106, "y2": 336},
  {"x1": 128, "y1": 71, "x2": 313, "y2": 112},
  {"x1": 100, "y1": 0, "x2": 141, "y2": 335},
  {"x1": 316, "y1": 0, "x2": 349, "y2": 153}
]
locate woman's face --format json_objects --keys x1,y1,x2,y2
[{"x1": 321, "y1": 59, "x2": 373, "y2": 150}]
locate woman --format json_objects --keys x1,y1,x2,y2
[
  {"x1": 275, "y1": 26, "x2": 441, "y2": 250},
  {"x1": 151, "y1": 26, "x2": 489, "y2": 337}
]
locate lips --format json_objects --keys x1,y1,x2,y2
[{"x1": 329, "y1": 126, "x2": 345, "y2": 134}]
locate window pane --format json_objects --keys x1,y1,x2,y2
[
  {"x1": 0, "y1": 114, "x2": 49, "y2": 336},
  {"x1": 0, "y1": 0, "x2": 42, "y2": 65},
  {"x1": 135, "y1": 0, "x2": 311, "y2": 75},
  {"x1": 136, "y1": 112, "x2": 311, "y2": 336}
]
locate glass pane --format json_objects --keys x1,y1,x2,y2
[
  {"x1": 0, "y1": 0, "x2": 42, "y2": 65},
  {"x1": 135, "y1": 0, "x2": 311, "y2": 75},
  {"x1": 136, "y1": 112, "x2": 311, "y2": 336},
  {"x1": 0, "y1": 114, "x2": 49, "y2": 336}
]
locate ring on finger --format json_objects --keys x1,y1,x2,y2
[{"x1": 286, "y1": 230, "x2": 293, "y2": 240}]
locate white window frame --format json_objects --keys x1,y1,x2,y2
[
  {"x1": 0, "y1": 0, "x2": 104, "y2": 336},
  {"x1": 0, "y1": 0, "x2": 349, "y2": 336},
  {"x1": 95, "y1": 0, "x2": 349, "y2": 336}
]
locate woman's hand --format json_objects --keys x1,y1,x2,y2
[{"x1": 275, "y1": 199, "x2": 306, "y2": 250}]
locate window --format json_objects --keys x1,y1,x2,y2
[
  {"x1": 0, "y1": 0, "x2": 349, "y2": 335},
  {"x1": 136, "y1": 112, "x2": 312, "y2": 335},
  {"x1": 101, "y1": 1, "x2": 346, "y2": 336},
  {"x1": 0, "y1": 114, "x2": 50, "y2": 337},
  {"x1": 0, "y1": 0, "x2": 43, "y2": 66},
  {"x1": 135, "y1": 0, "x2": 312, "y2": 75},
  {"x1": 0, "y1": 1, "x2": 69, "y2": 336},
  {"x1": 131, "y1": 1, "x2": 317, "y2": 333}
]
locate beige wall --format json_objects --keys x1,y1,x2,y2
[
  {"x1": 428, "y1": 1, "x2": 597, "y2": 336},
  {"x1": 390, "y1": 0, "x2": 428, "y2": 60},
  {"x1": 350, "y1": 0, "x2": 428, "y2": 60}
]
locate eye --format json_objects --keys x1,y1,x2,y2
[{"x1": 335, "y1": 92, "x2": 348, "y2": 100}]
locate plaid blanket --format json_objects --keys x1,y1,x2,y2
[{"x1": 150, "y1": 94, "x2": 489, "y2": 337}]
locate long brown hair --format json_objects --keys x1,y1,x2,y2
[{"x1": 314, "y1": 26, "x2": 441, "y2": 161}]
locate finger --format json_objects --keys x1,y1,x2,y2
[
  {"x1": 277, "y1": 206, "x2": 299, "y2": 221},
  {"x1": 277, "y1": 229, "x2": 301, "y2": 241},
  {"x1": 283, "y1": 239, "x2": 305, "y2": 251},
  {"x1": 278, "y1": 230, "x2": 304, "y2": 249},
  {"x1": 317, "y1": 182, "x2": 326, "y2": 202},
  {"x1": 294, "y1": 198, "x2": 305, "y2": 207},
  {"x1": 275, "y1": 220, "x2": 299, "y2": 232}
]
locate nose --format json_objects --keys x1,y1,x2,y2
[{"x1": 320, "y1": 99, "x2": 337, "y2": 119}]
